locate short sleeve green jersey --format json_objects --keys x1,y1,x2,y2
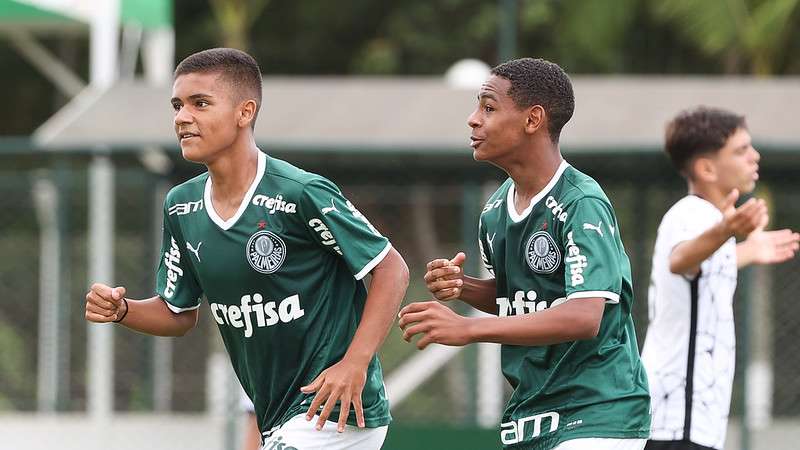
[
  {"x1": 155, "y1": 151, "x2": 392, "y2": 435},
  {"x1": 478, "y1": 161, "x2": 650, "y2": 449}
]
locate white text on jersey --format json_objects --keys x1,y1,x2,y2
[
  {"x1": 500, "y1": 411, "x2": 560, "y2": 445},
  {"x1": 308, "y1": 218, "x2": 343, "y2": 255},
  {"x1": 210, "y1": 294, "x2": 305, "y2": 338},
  {"x1": 168, "y1": 200, "x2": 203, "y2": 216},
  {"x1": 252, "y1": 194, "x2": 297, "y2": 214},
  {"x1": 565, "y1": 231, "x2": 587, "y2": 287},
  {"x1": 545, "y1": 195, "x2": 568, "y2": 222},
  {"x1": 163, "y1": 237, "x2": 183, "y2": 299},
  {"x1": 497, "y1": 290, "x2": 567, "y2": 316}
]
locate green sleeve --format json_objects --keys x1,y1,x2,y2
[
  {"x1": 560, "y1": 197, "x2": 622, "y2": 303},
  {"x1": 298, "y1": 178, "x2": 391, "y2": 280},
  {"x1": 155, "y1": 206, "x2": 203, "y2": 312}
]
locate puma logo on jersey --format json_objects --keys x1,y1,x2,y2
[
  {"x1": 545, "y1": 195, "x2": 568, "y2": 222},
  {"x1": 252, "y1": 194, "x2": 297, "y2": 214},
  {"x1": 168, "y1": 199, "x2": 203, "y2": 216},
  {"x1": 497, "y1": 290, "x2": 567, "y2": 316},
  {"x1": 583, "y1": 221, "x2": 603, "y2": 237},
  {"x1": 500, "y1": 411, "x2": 560, "y2": 445},
  {"x1": 186, "y1": 241, "x2": 202, "y2": 262},
  {"x1": 162, "y1": 237, "x2": 183, "y2": 299},
  {"x1": 210, "y1": 294, "x2": 305, "y2": 338},
  {"x1": 565, "y1": 231, "x2": 587, "y2": 287},
  {"x1": 321, "y1": 198, "x2": 339, "y2": 215},
  {"x1": 308, "y1": 218, "x2": 342, "y2": 255}
]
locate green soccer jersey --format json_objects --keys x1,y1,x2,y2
[
  {"x1": 478, "y1": 161, "x2": 650, "y2": 449},
  {"x1": 155, "y1": 151, "x2": 392, "y2": 435}
]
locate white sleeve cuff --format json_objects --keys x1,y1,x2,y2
[
  {"x1": 354, "y1": 242, "x2": 392, "y2": 280},
  {"x1": 160, "y1": 296, "x2": 202, "y2": 313},
  {"x1": 566, "y1": 290, "x2": 620, "y2": 304}
]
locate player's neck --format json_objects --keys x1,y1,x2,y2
[
  {"x1": 505, "y1": 144, "x2": 563, "y2": 201},
  {"x1": 206, "y1": 140, "x2": 260, "y2": 214},
  {"x1": 688, "y1": 181, "x2": 728, "y2": 212}
]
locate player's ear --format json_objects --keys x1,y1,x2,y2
[
  {"x1": 691, "y1": 156, "x2": 717, "y2": 183},
  {"x1": 238, "y1": 99, "x2": 257, "y2": 128},
  {"x1": 525, "y1": 105, "x2": 546, "y2": 135}
]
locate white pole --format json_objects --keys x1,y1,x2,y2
[
  {"x1": 33, "y1": 176, "x2": 61, "y2": 412},
  {"x1": 86, "y1": 0, "x2": 119, "y2": 423}
]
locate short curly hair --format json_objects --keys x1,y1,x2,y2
[
  {"x1": 490, "y1": 58, "x2": 575, "y2": 144},
  {"x1": 174, "y1": 48, "x2": 263, "y2": 123},
  {"x1": 665, "y1": 106, "x2": 746, "y2": 176}
]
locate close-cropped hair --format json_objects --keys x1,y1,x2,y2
[
  {"x1": 491, "y1": 58, "x2": 575, "y2": 143},
  {"x1": 665, "y1": 106, "x2": 746, "y2": 176},
  {"x1": 174, "y1": 48, "x2": 263, "y2": 120}
]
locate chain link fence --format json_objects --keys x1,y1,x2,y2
[{"x1": 1, "y1": 147, "x2": 798, "y2": 448}]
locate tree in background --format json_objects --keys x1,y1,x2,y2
[
  {"x1": 652, "y1": 0, "x2": 800, "y2": 75},
  {"x1": 208, "y1": 0, "x2": 270, "y2": 51}
]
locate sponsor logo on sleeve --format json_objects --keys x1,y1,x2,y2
[
  {"x1": 163, "y1": 237, "x2": 183, "y2": 299},
  {"x1": 246, "y1": 231, "x2": 286, "y2": 274},
  {"x1": 565, "y1": 231, "x2": 587, "y2": 287},
  {"x1": 500, "y1": 411, "x2": 560, "y2": 445},
  {"x1": 345, "y1": 200, "x2": 382, "y2": 236},
  {"x1": 525, "y1": 231, "x2": 561, "y2": 274},
  {"x1": 252, "y1": 194, "x2": 296, "y2": 214},
  {"x1": 168, "y1": 199, "x2": 203, "y2": 216},
  {"x1": 308, "y1": 218, "x2": 343, "y2": 255},
  {"x1": 210, "y1": 293, "x2": 304, "y2": 338}
]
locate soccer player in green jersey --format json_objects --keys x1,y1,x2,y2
[
  {"x1": 84, "y1": 48, "x2": 409, "y2": 450},
  {"x1": 399, "y1": 58, "x2": 651, "y2": 449}
]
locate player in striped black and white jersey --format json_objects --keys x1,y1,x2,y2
[{"x1": 642, "y1": 107, "x2": 799, "y2": 450}]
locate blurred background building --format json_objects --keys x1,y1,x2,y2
[{"x1": 1, "y1": 1, "x2": 799, "y2": 449}]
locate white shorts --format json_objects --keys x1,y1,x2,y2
[
  {"x1": 260, "y1": 414, "x2": 388, "y2": 450},
  {"x1": 553, "y1": 438, "x2": 647, "y2": 450}
]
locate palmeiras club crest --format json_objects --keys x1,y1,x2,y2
[
  {"x1": 246, "y1": 230, "x2": 286, "y2": 274},
  {"x1": 525, "y1": 230, "x2": 561, "y2": 274}
]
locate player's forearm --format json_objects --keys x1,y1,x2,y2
[
  {"x1": 467, "y1": 298, "x2": 604, "y2": 346},
  {"x1": 458, "y1": 276, "x2": 498, "y2": 314},
  {"x1": 736, "y1": 240, "x2": 757, "y2": 268},
  {"x1": 669, "y1": 222, "x2": 731, "y2": 275},
  {"x1": 344, "y1": 249, "x2": 409, "y2": 365},
  {"x1": 117, "y1": 296, "x2": 199, "y2": 337}
]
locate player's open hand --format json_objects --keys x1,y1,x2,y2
[
  {"x1": 744, "y1": 228, "x2": 800, "y2": 265},
  {"x1": 721, "y1": 190, "x2": 767, "y2": 239},
  {"x1": 424, "y1": 252, "x2": 466, "y2": 300},
  {"x1": 300, "y1": 358, "x2": 367, "y2": 433},
  {"x1": 398, "y1": 301, "x2": 473, "y2": 350},
  {"x1": 85, "y1": 283, "x2": 127, "y2": 323}
]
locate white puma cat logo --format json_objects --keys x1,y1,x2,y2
[
  {"x1": 582, "y1": 221, "x2": 603, "y2": 237},
  {"x1": 186, "y1": 241, "x2": 202, "y2": 262},
  {"x1": 321, "y1": 198, "x2": 339, "y2": 216}
]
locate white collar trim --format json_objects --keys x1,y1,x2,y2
[
  {"x1": 204, "y1": 151, "x2": 266, "y2": 231},
  {"x1": 506, "y1": 160, "x2": 569, "y2": 223}
]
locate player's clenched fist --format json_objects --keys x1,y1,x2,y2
[
  {"x1": 424, "y1": 252, "x2": 466, "y2": 300},
  {"x1": 85, "y1": 283, "x2": 127, "y2": 323}
]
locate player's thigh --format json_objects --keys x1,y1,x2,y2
[
  {"x1": 644, "y1": 441, "x2": 716, "y2": 450},
  {"x1": 553, "y1": 437, "x2": 647, "y2": 450},
  {"x1": 261, "y1": 414, "x2": 387, "y2": 450}
]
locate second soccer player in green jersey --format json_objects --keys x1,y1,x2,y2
[{"x1": 400, "y1": 58, "x2": 650, "y2": 450}]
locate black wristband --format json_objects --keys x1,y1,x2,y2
[{"x1": 113, "y1": 297, "x2": 129, "y2": 323}]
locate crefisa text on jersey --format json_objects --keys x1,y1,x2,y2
[
  {"x1": 210, "y1": 294, "x2": 305, "y2": 338},
  {"x1": 497, "y1": 290, "x2": 567, "y2": 316},
  {"x1": 252, "y1": 193, "x2": 297, "y2": 215},
  {"x1": 564, "y1": 231, "x2": 587, "y2": 287},
  {"x1": 162, "y1": 237, "x2": 183, "y2": 299}
]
